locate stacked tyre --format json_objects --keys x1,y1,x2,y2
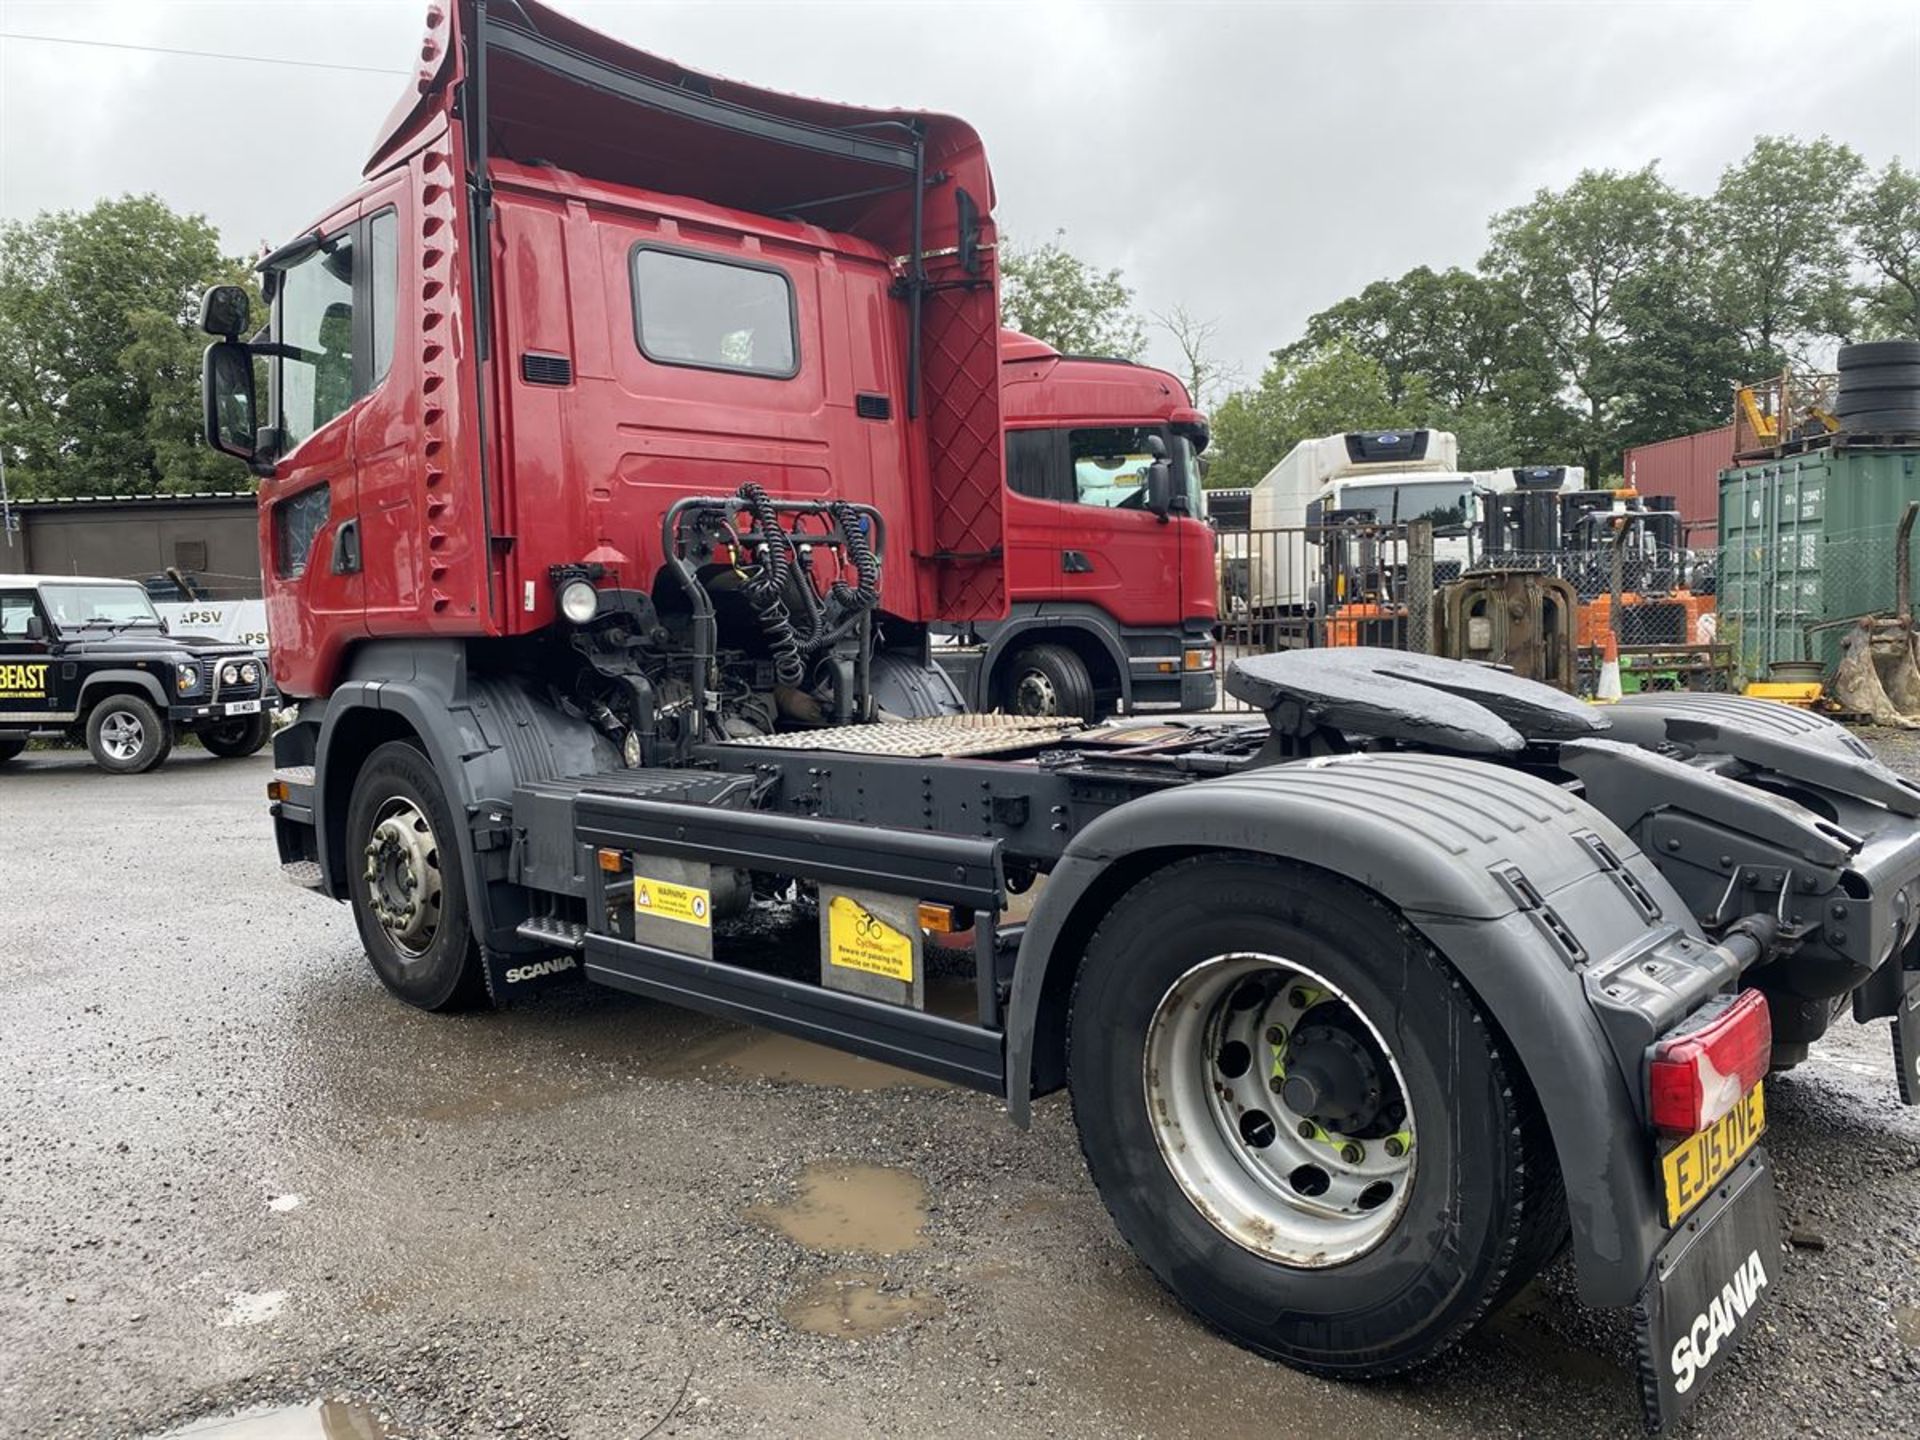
[{"x1": 1835, "y1": 340, "x2": 1920, "y2": 438}]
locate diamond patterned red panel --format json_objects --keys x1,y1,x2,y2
[{"x1": 919, "y1": 254, "x2": 1006, "y2": 621}]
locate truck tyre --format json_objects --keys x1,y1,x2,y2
[
  {"x1": 1068, "y1": 853, "x2": 1563, "y2": 1377},
  {"x1": 0, "y1": 738, "x2": 24, "y2": 766},
  {"x1": 1000, "y1": 643, "x2": 1096, "y2": 719},
  {"x1": 85, "y1": 694, "x2": 172, "y2": 775},
  {"x1": 200, "y1": 712, "x2": 272, "y2": 759},
  {"x1": 345, "y1": 740, "x2": 488, "y2": 1012}
]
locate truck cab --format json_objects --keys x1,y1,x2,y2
[{"x1": 934, "y1": 332, "x2": 1217, "y2": 719}]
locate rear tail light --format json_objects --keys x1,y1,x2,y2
[{"x1": 1648, "y1": 990, "x2": 1771, "y2": 1133}]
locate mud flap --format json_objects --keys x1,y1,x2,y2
[
  {"x1": 480, "y1": 944, "x2": 586, "y2": 1007},
  {"x1": 1633, "y1": 1152, "x2": 1780, "y2": 1432},
  {"x1": 1895, "y1": 968, "x2": 1920, "y2": 1105}
]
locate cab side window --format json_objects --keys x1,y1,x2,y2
[
  {"x1": 278, "y1": 234, "x2": 357, "y2": 446},
  {"x1": 272, "y1": 207, "x2": 399, "y2": 449},
  {"x1": 1069, "y1": 427, "x2": 1160, "y2": 510},
  {"x1": 0, "y1": 591, "x2": 39, "y2": 640},
  {"x1": 1006, "y1": 430, "x2": 1068, "y2": 500}
]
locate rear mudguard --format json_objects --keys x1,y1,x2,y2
[{"x1": 1007, "y1": 751, "x2": 1731, "y2": 1308}]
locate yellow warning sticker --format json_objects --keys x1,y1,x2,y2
[
  {"x1": 633, "y1": 875, "x2": 711, "y2": 927},
  {"x1": 827, "y1": 895, "x2": 914, "y2": 983}
]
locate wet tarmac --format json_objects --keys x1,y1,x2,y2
[{"x1": 2, "y1": 744, "x2": 1917, "y2": 1437}]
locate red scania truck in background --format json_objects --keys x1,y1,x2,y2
[
  {"x1": 934, "y1": 333, "x2": 1216, "y2": 719},
  {"x1": 197, "y1": 2, "x2": 1920, "y2": 1428}
]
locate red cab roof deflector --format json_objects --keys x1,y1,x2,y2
[{"x1": 367, "y1": 0, "x2": 993, "y2": 256}]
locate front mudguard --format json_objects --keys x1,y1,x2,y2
[{"x1": 1007, "y1": 751, "x2": 1732, "y2": 1308}]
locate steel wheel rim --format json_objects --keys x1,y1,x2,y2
[
  {"x1": 1012, "y1": 668, "x2": 1058, "y2": 716},
  {"x1": 362, "y1": 797, "x2": 444, "y2": 958},
  {"x1": 100, "y1": 711, "x2": 145, "y2": 761},
  {"x1": 1143, "y1": 952, "x2": 1417, "y2": 1266}
]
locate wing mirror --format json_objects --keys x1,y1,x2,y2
[
  {"x1": 24, "y1": 615, "x2": 45, "y2": 642},
  {"x1": 202, "y1": 341, "x2": 268, "y2": 474},
  {"x1": 198, "y1": 285, "x2": 251, "y2": 340},
  {"x1": 1144, "y1": 434, "x2": 1174, "y2": 522}
]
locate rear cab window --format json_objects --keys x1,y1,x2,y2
[{"x1": 631, "y1": 246, "x2": 797, "y2": 378}]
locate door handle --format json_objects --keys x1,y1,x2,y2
[
  {"x1": 1063, "y1": 550, "x2": 1094, "y2": 574},
  {"x1": 331, "y1": 519, "x2": 362, "y2": 575}
]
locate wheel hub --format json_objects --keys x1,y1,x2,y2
[
  {"x1": 1144, "y1": 953, "x2": 1417, "y2": 1267},
  {"x1": 1011, "y1": 669, "x2": 1058, "y2": 716},
  {"x1": 100, "y1": 711, "x2": 144, "y2": 760},
  {"x1": 363, "y1": 801, "x2": 443, "y2": 955}
]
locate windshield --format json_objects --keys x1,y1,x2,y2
[
  {"x1": 40, "y1": 583, "x2": 162, "y2": 631},
  {"x1": 1334, "y1": 480, "x2": 1472, "y2": 530}
]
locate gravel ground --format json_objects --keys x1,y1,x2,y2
[{"x1": 0, "y1": 742, "x2": 1916, "y2": 1440}]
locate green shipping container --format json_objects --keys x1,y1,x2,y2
[{"x1": 1719, "y1": 446, "x2": 1920, "y2": 680}]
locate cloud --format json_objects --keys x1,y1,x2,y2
[{"x1": 3, "y1": 0, "x2": 1914, "y2": 385}]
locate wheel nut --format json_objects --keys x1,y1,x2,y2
[
  {"x1": 1268, "y1": 1075, "x2": 1284, "y2": 1094},
  {"x1": 1340, "y1": 1142, "x2": 1364, "y2": 1164},
  {"x1": 1265, "y1": 1025, "x2": 1286, "y2": 1046},
  {"x1": 1287, "y1": 988, "x2": 1308, "y2": 1009},
  {"x1": 1296, "y1": 1119, "x2": 1316, "y2": 1139},
  {"x1": 1384, "y1": 1136, "x2": 1407, "y2": 1159}
]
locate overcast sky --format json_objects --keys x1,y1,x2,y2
[{"x1": 2, "y1": 0, "x2": 1916, "y2": 390}]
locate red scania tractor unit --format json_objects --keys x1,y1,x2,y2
[
  {"x1": 199, "y1": 3, "x2": 1920, "y2": 1428},
  {"x1": 935, "y1": 333, "x2": 1217, "y2": 719}
]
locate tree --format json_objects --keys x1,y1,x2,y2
[
  {"x1": 1849, "y1": 158, "x2": 1920, "y2": 341},
  {"x1": 0, "y1": 195, "x2": 255, "y2": 498},
  {"x1": 1483, "y1": 165, "x2": 1700, "y2": 476},
  {"x1": 1205, "y1": 344, "x2": 1417, "y2": 489},
  {"x1": 1707, "y1": 136, "x2": 1864, "y2": 365},
  {"x1": 1288, "y1": 265, "x2": 1533, "y2": 411},
  {"x1": 1000, "y1": 232, "x2": 1147, "y2": 360},
  {"x1": 1151, "y1": 305, "x2": 1240, "y2": 408}
]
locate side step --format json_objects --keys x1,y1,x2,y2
[{"x1": 516, "y1": 915, "x2": 586, "y2": 952}]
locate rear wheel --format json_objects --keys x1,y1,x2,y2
[
  {"x1": 345, "y1": 740, "x2": 487, "y2": 1011},
  {"x1": 0, "y1": 738, "x2": 24, "y2": 766},
  {"x1": 999, "y1": 643, "x2": 1096, "y2": 719},
  {"x1": 200, "y1": 712, "x2": 271, "y2": 758},
  {"x1": 1069, "y1": 854, "x2": 1563, "y2": 1376},
  {"x1": 85, "y1": 695, "x2": 172, "y2": 774}
]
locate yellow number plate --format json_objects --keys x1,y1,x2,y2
[
  {"x1": 1661, "y1": 1083, "x2": 1765, "y2": 1225},
  {"x1": 633, "y1": 875, "x2": 711, "y2": 927},
  {"x1": 826, "y1": 895, "x2": 914, "y2": 983}
]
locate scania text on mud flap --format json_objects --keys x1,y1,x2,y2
[
  {"x1": 202, "y1": 3, "x2": 1920, "y2": 1429},
  {"x1": 0, "y1": 574, "x2": 277, "y2": 774}
]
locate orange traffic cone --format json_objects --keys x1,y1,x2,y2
[{"x1": 1597, "y1": 630, "x2": 1623, "y2": 703}]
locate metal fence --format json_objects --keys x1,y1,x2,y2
[{"x1": 1212, "y1": 521, "x2": 1433, "y2": 711}]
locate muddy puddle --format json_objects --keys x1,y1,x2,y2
[
  {"x1": 147, "y1": 1401, "x2": 390, "y2": 1439},
  {"x1": 667, "y1": 1027, "x2": 950, "y2": 1092},
  {"x1": 782, "y1": 1269, "x2": 944, "y2": 1337},
  {"x1": 1898, "y1": 1305, "x2": 1920, "y2": 1349},
  {"x1": 747, "y1": 1161, "x2": 930, "y2": 1254}
]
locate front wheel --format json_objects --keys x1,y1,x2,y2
[
  {"x1": 85, "y1": 694, "x2": 172, "y2": 774},
  {"x1": 999, "y1": 643, "x2": 1096, "y2": 719},
  {"x1": 199, "y1": 712, "x2": 271, "y2": 758},
  {"x1": 344, "y1": 740, "x2": 487, "y2": 1011},
  {"x1": 1069, "y1": 854, "x2": 1564, "y2": 1377}
]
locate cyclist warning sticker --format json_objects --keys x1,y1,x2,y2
[
  {"x1": 827, "y1": 895, "x2": 914, "y2": 983},
  {"x1": 634, "y1": 875, "x2": 711, "y2": 927}
]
